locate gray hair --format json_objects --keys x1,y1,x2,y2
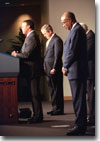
[
  {"x1": 80, "y1": 23, "x2": 88, "y2": 31},
  {"x1": 41, "y1": 24, "x2": 53, "y2": 32}
]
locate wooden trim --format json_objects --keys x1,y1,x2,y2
[
  {"x1": 64, "y1": 96, "x2": 72, "y2": 101},
  {"x1": 64, "y1": 95, "x2": 88, "y2": 101}
]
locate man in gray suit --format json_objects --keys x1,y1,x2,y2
[
  {"x1": 41, "y1": 24, "x2": 64, "y2": 115},
  {"x1": 61, "y1": 12, "x2": 88, "y2": 135},
  {"x1": 12, "y1": 20, "x2": 43, "y2": 123},
  {"x1": 80, "y1": 23, "x2": 95, "y2": 126}
]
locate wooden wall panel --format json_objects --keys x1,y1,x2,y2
[{"x1": 0, "y1": 77, "x2": 18, "y2": 124}]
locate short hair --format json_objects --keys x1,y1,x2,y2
[
  {"x1": 80, "y1": 23, "x2": 88, "y2": 31},
  {"x1": 41, "y1": 24, "x2": 53, "y2": 32},
  {"x1": 62, "y1": 11, "x2": 77, "y2": 22},
  {"x1": 23, "y1": 20, "x2": 34, "y2": 30}
]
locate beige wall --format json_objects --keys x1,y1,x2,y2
[
  {"x1": 41, "y1": 0, "x2": 95, "y2": 97},
  {"x1": 48, "y1": 0, "x2": 95, "y2": 40}
]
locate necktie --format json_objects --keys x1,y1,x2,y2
[{"x1": 25, "y1": 36, "x2": 27, "y2": 40}]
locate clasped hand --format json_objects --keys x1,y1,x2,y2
[
  {"x1": 50, "y1": 69, "x2": 56, "y2": 74},
  {"x1": 11, "y1": 51, "x2": 18, "y2": 57},
  {"x1": 62, "y1": 67, "x2": 67, "y2": 76}
]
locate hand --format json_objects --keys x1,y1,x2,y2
[
  {"x1": 50, "y1": 69, "x2": 56, "y2": 75},
  {"x1": 11, "y1": 51, "x2": 18, "y2": 57},
  {"x1": 62, "y1": 67, "x2": 67, "y2": 76}
]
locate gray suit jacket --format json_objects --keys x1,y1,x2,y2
[
  {"x1": 87, "y1": 30, "x2": 95, "y2": 79},
  {"x1": 44, "y1": 34, "x2": 63, "y2": 76},
  {"x1": 17, "y1": 31, "x2": 41, "y2": 78}
]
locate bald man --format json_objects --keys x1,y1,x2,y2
[{"x1": 61, "y1": 12, "x2": 88, "y2": 135}]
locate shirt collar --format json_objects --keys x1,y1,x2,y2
[
  {"x1": 86, "y1": 30, "x2": 90, "y2": 34},
  {"x1": 49, "y1": 33, "x2": 55, "y2": 41},
  {"x1": 71, "y1": 22, "x2": 77, "y2": 31},
  {"x1": 27, "y1": 30, "x2": 34, "y2": 37}
]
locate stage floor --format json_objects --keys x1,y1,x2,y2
[{"x1": 0, "y1": 101, "x2": 95, "y2": 137}]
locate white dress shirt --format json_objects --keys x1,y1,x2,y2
[{"x1": 46, "y1": 33, "x2": 55, "y2": 48}]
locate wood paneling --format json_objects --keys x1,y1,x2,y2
[{"x1": 0, "y1": 77, "x2": 18, "y2": 124}]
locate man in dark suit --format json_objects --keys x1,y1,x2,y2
[
  {"x1": 61, "y1": 12, "x2": 88, "y2": 135},
  {"x1": 41, "y1": 24, "x2": 64, "y2": 115},
  {"x1": 11, "y1": 20, "x2": 43, "y2": 123},
  {"x1": 80, "y1": 23, "x2": 95, "y2": 126}
]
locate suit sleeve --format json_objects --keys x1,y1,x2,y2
[
  {"x1": 87, "y1": 34, "x2": 95, "y2": 61},
  {"x1": 16, "y1": 36, "x2": 37, "y2": 59},
  {"x1": 53, "y1": 38, "x2": 63, "y2": 70},
  {"x1": 63, "y1": 30, "x2": 79, "y2": 69}
]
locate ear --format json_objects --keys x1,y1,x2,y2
[
  {"x1": 49, "y1": 30, "x2": 52, "y2": 34},
  {"x1": 27, "y1": 24, "x2": 30, "y2": 29}
]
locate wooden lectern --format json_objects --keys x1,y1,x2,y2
[{"x1": 0, "y1": 52, "x2": 19, "y2": 124}]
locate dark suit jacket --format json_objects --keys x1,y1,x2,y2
[
  {"x1": 63, "y1": 23, "x2": 88, "y2": 80},
  {"x1": 44, "y1": 34, "x2": 63, "y2": 76},
  {"x1": 17, "y1": 31, "x2": 42, "y2": 78},
  {"x1": 87, "y1": 30, "x2": 95, "y2": 79}
]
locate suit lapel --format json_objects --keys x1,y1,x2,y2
[
  {"x1": 44, "y1": 34, "x2": 56, "y2": 57},
  {"x1": 21, "y1": 31, "x2": 35, "y2": 53},
  {"x1": 44, "y1": 45, "x2": 50, "y2": 57}
]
